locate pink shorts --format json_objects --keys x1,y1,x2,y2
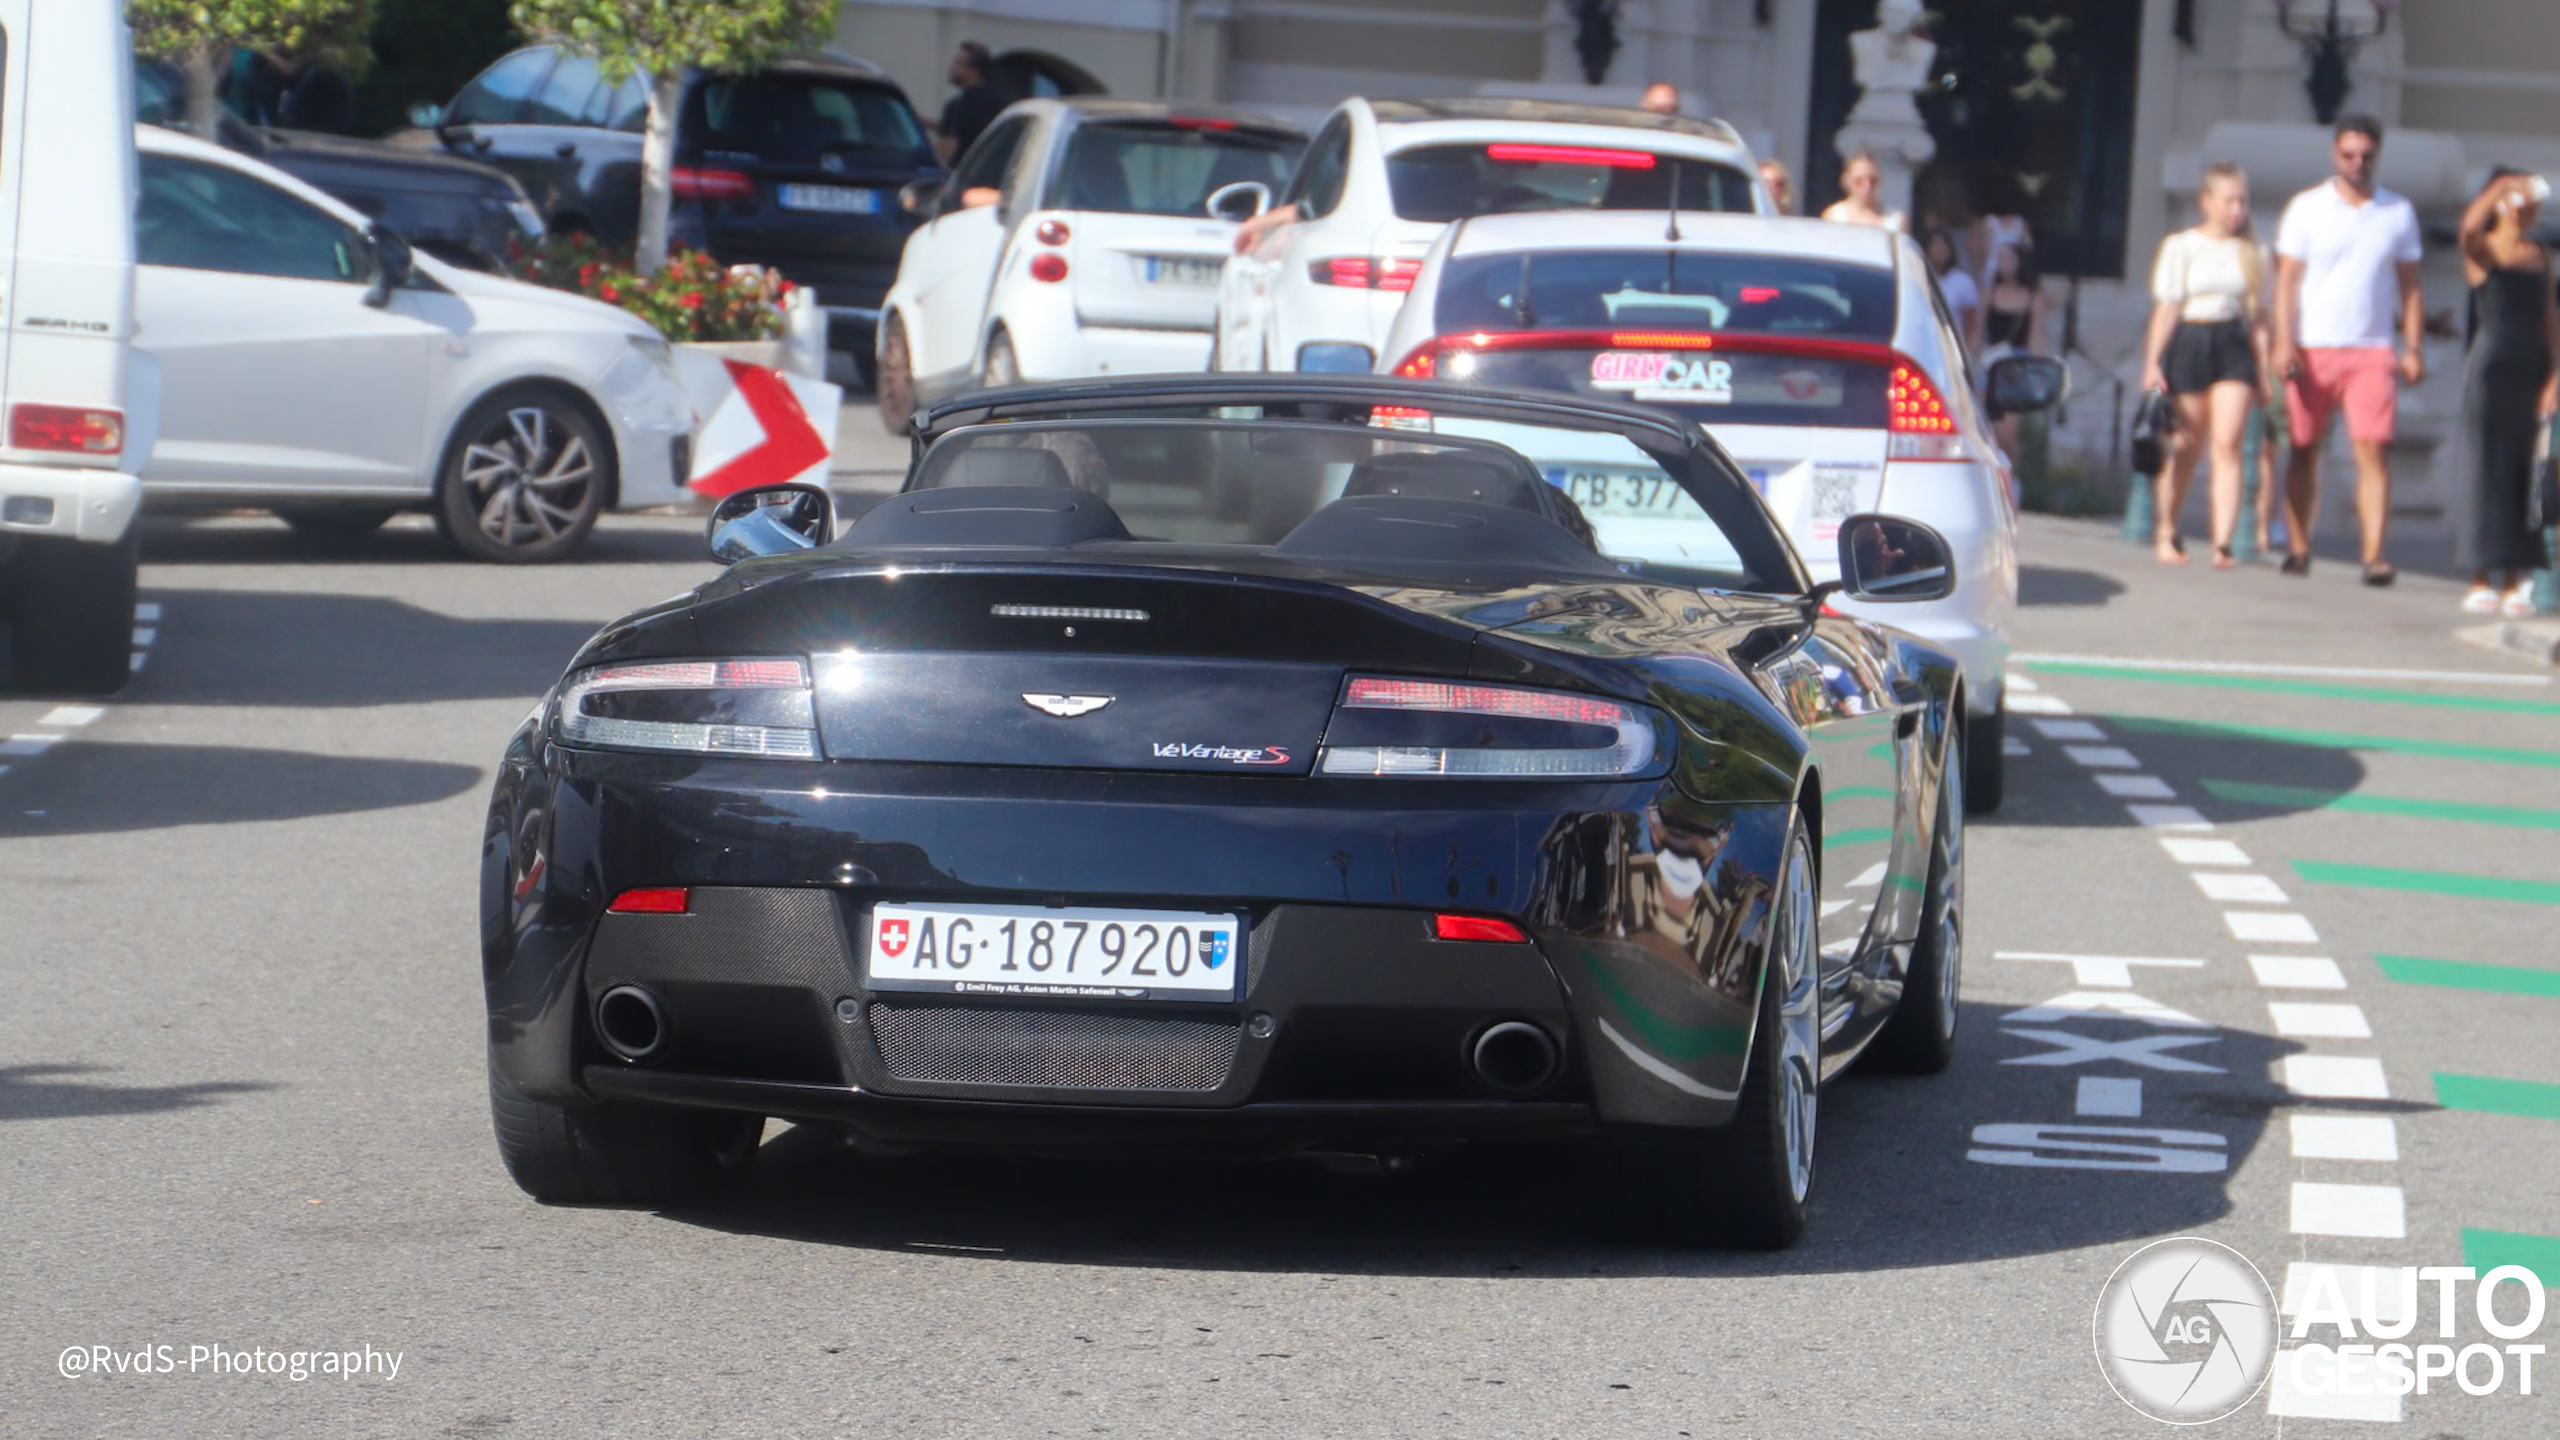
[{"x1": 2286, "y1": 346, "x2": 2398, "y2": 447}]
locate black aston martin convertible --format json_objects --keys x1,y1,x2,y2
[{"x1": 479, "y1": 375, "x2": 1969, "y2": 1246}]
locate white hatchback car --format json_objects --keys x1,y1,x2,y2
[
  {"x1": 1214, "y1": 98, "x2": 1768, "y2": 376},
  {"x1": 134, "y1": 126, "x2": 695, "y2": 562},
  {"x1": 874, "y1": 98, "x2": 1303, "y2": 429},
  {"x1": 1375, "y1": 212, "x2": 2064, "y2": 811}
]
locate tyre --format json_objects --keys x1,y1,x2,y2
[
  {"x1": 875, "y1": 316, "x2": 916, "y2": 434},
  {"x1": 435, "y1": 388, "x2": 611, "y2": 564},
  {"x1": 1598, "y1": 818, "x2": 1820, "y2": 1247},
  {"x1": 1964, "y1": 698, "x2": 2005, "y2": 814},
  {"x1": 488, "y1": 1060, "x2": 762, "y2": 1206},
  {"x1": 274, "y1": 504, "x2": 402, "y2": 540},
  {"x1": 3, "y1": 527, "x2": 137, "y2": 696},
  {"x1": 1870, "y1": 734, "x2": 1964, "y2": 1073},
  {"x1": 981, "y1": 330, "x2": 1021, "y2": 388}
]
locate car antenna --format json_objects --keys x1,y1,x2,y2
[{"x1": 1665, "y1": 160, "x2": 1682, "y2": 243}]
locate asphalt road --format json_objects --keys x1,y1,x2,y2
[{"x1": 2, "y1": 502, "x2": 2554, "y2": 1438}]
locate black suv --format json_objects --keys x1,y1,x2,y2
[{"x1": 420, "y1": 46, "x2": 943, "y2": 357}]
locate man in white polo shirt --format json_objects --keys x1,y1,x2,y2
[{"x1": 2271, "y1": 113, "x2": 2426, "y2": 585}]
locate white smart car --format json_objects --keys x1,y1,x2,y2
[
  {"x1": 874, "y1": 98, "x2": 1303, "y2": 429},
  {"x1": 134, "y1": 126, "x2": 696, "y2": 562},
  {"x1": 1213, "y1": 98, "x2": 1768, "y2": 376},
  {"x1": 1375, "y1": 211, "x2": 2065, "y2": 811}
]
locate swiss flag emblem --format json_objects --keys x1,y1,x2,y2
[{"x1": 877, "y1": 918, "x2": 909, "y2": 958}]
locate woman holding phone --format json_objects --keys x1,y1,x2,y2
[{"x1": 2452, "y1": 169, "x2": 2557, "y2": 615}]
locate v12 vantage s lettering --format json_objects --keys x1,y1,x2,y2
[{"x1": 478, "y1": 376, "x2": 1971, "y2": 1247}]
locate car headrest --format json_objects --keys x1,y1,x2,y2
[
  {"x1": 1340, "y1": 450, "x2": 1544, "y2": 511},
  {"x1": 1273, "y1": 495, "x2": 1619, "y2": 575},
  {"x1": 932, "y1": 446, "x2": 1076, "y2": 490},
  {"x1": 844, "y1": 486, "x2": 1133, "y2": 549}
]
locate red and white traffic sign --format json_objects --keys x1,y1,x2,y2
[{"x1": 687, "y1": 358, "x2": 840, "y2": 498}]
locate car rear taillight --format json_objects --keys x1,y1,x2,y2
[
  {"x1": 558, "y1": 658, "x2": 817, "y2": 759},
  {"x1": 1434, "y1": 914, "x2": 1528, "y2": 943},
  {"x1": 1035, "y1": 219, "x2": 1071, "y2": 245},
  {"x1": 10, "y1": 404, "x2": 123, "y2": 454},
  {"x1": 1318, "y1": 676, "x2": 1664, "y2": 779},
  {"x1": 671, "y1": 167, "x2": 754, "y2": 201},
  {"x1": 1029, "y1": 252, "x2": 1069, "y2": 283},
  {"x1": 1310, "y1": 256, "x2": 1422, "y2": 292},
  {"x1": 1887, "y1": 362, "x2": 1973, "y2": 460},
  {"x1": 609, "y1": 888, "x2": 692, "y2": 914},
  {"x1": 1167, "y1": 115, "x2": 1238, "y2": 131},
  {"x1": 1484, "y1": 143, "x2": 1657, "y2": 169}
]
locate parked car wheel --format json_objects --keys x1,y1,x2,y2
[
  {"x1": 274, "y1": 504, "x2": 403, "y2": 540},
  {"x1": 1870, "y1": 734, "x2": 1964, "y2": 1074},
  {"x1": 875, "y1": 316, "x2": 916, "y2": 434},
  {"x1": 488, "y1": 1061, "x2": 761, "y2": 1205},
  {"x1": 982, "y1": 330, "x2": 1020, "y2": 388},
  {"x1": 436, "y1": 387, "x2": 611, "y2": 564},
  {"x1": 1964, "y1": 700, "x2": 2005, "y2": 814},
  {"x1": 1597, "y1": 817, "x2": 1819, "y2": 1247},
  {"x1": 2, "y1": 528, "x2": 137, "y2": 696}
]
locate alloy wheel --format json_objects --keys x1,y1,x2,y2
[
  {"x1": 1934, "y1": 748, "x2": 1966, "y2": 1039},
  {"x1": 1775, "y1": 840, "x2": 1821, "y2": 1204},
  {"x1": 460, "y1": 406, "x2": 596, "y2": 552}
]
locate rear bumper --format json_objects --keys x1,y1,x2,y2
[
  {"x1": 482, "y1": 747, "x2": 1792, "y2": 1144},
  {"x1": 0, "y1": 462, "x2": 141, "y2": 545},
  {"x1": 1012, "y1": 318, "x2": 1213, "y2": 382}
]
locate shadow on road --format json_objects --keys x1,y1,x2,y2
[
  {"x1": 1990, "y1": 719, "x2": 2368, "y2": 830},
  {"x1": 0, "y1": 743, "x2": 481, "y2": 835},
  {"x1": 662, "y1": 1002, "x2": 2418, "y2": 1277},
  {"x1": 137, "y1": 514, "x2": 715, "y2": 568},
  {"x1": 0, "y1": 1063, "x2": 277, "y2": 1120},
  {"x1": 130, "y1": 588, "x2": 613, "y2": 707},
  {"x1": 2018, "y1": 565, "x2": 2126, "y2": 608}
]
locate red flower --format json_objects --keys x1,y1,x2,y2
[
  {"x1": 599, "y1": 284, "x2": 620, "y2": 302},
  {"x1": 679, "y1": 292, "x2": 705, "y2": 310},
  {"x1": 578, "y1": 262, "x2": 598, "y2": 287}
]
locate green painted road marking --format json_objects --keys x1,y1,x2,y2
[
  {"x1": 2436, "y1": 1073, "x2": 2560, "y2": 1121},
  {"x1": 2295, "y1": 860, "x2": 2560, "y2": 906},
  {"x1": 1823, "y1": 826, "x2": 1894, "y2": 849},
  {"x1": 2109, "y1": 715, "x2": 2560, "y2": 769},
  {"x1": 2463, "y1": 1228, "x2": 2560, "y2": 1287},
  {"x1": 1829, "y1": 785, "x2": 1898, "y2": 800},
  {"x1": 2030, "y1": 660, "x2": 2560, "y2": 715},
  {"x1": 2379, "y1": 954, "x2": 2560, "y2": 999},
  {"x1": 2200, "y1": 779, "x2": 2560, "y2": 830}
]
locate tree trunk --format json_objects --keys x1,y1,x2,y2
[
  {"x1": 183, "y1": 45, "x2": 222, "y2": 139},
  {"x1": 635, "y1": 70, "x2": 683, "y2": 275}
]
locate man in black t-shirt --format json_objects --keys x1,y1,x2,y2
[{"x1": 934, "y1": 42, "x2": 1004, "y2": 166}]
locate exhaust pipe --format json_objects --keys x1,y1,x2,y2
[
  {"x1": 595, "y1": 985, "x2": 667, "y2": 1062},
  {"x1": 1470, "y1": 1020, "x2": 1560, "y2": 1093}
]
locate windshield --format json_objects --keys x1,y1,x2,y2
[
  {"x1": 1386, "y1": 145, "x2": 1753, "y2": 223},
  {"x1": 683, "y1": 75, "x2": 931, "y2": 165},
  {"x1": 1434, "y1": 250, "x2": 1897, "y2": 338},
  {"x1": 1050, "y1": 124, "x2": 1300, "y2": 216},
  {"x1": 896, "y1": 412, "x2": 1787, "y2": 592}
]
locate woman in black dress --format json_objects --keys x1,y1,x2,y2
[{"x1": 2453, "y1": 171, "x2": 2558, "y2": 615}]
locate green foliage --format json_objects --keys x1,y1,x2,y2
[
  {"x1": 506, "y1": 0, "x2": 835, "y2": 83},
  {"x1": 508, "y1": 233, "x2": 788, "y2": 343},
  {"x1": 129, "y1": 0, "x2": 379, "y2": 69}
]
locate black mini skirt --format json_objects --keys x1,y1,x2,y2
[{"x1": 2163, "y1": 318, "x2": 2257, "y2": 394}]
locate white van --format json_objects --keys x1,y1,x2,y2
[{"x1": 0, "y1": 0, "x2": 152, "y2": 694}]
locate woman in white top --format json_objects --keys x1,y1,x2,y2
[
  {"x1": 1922, "y1": 227, "x2": 1979, "y2": 357},
  {"x1": 2140, "y1": 162, "x2": 2271, "y2": 568},
  {"x1": 1820, "y1": 151, "x2": 1907, "y2": 232}
]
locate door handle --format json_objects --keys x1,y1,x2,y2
[{"x1": 554, "y1": 142, "x2": 577, "y2": 159}]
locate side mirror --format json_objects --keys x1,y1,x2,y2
[
  {"x1": 361, "y1": 224, "x2": 414, "y2": 308},
  {"x1": 1984, "y1": 354, "x2": 2067, "y2": 418},
  {"x1": 1205, "y1": 180, "x2": 1271, "y2": 223},
  {"x1": 708, "y1": 483, "x2": 835, "y2": 563},
  {"x1": 900, "y1": 178, "x2": 945, "y2": 216},
  {"x1": 1835, "y1": 512, "x2": 1956, "y2": 603},
  {"x1": 407, "y1": 102, "x2": 446, "y2": 129}
]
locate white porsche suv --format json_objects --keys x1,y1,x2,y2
[
  {"x1": 875, "y1": 98, "x2": 1303, "y2": 429},
  {"x1": 1213, "y1": 97, "x2": 1767, "y2": 376},
  {"x1": 1376, "y1": 211, "x2": 2065, "y2": 811}
]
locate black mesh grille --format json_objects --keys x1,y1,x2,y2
[{"x1": 869, "y1": 1003, "x2": 1239, "y2": 1091}]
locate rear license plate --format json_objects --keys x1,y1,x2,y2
[
  {"x1": 1545, "y1": 466, "x2": 1694, "y2": 517},
  {"x1": 867, "y1": 901, "x2": 1242, "y2": 1002},
  {"x1": 1141, "y1": 255, "x2": 1221, "y2": 286},
  {"x1": 779, "y1": 183, "x2": 881, "y2": 214}
]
